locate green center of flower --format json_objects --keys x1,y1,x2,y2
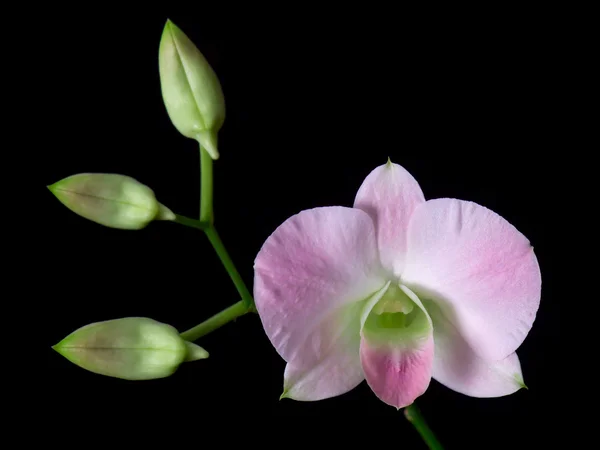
[{"x1": 363, "y1": 284, "x2": 431, "y2": 344}]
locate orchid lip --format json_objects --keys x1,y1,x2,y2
[{"x1": 359, "y1": 281, "x2": 435, "y2": 408}]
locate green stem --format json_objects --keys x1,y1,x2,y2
[
  {"x1": 204, "y1": 225, "x2": 254, "y2": 308},
  {"x1": 198, "y1": 142, "x2": 253, "y2": 306},
  {"x1": 199, "y1": 145, "x2": 213, "y2": 224},
  {"x1": 180, "y1": 300, "x2": 250, "y2": 341},
  {"x1": 404, "y1": 404, "x2": 443, "y2": 450},
  {"x1": 171, "y1": 216, "x2": 255, "y2": 308},
  {"x1": 172, "y1": 143, "x2": 255, "y2": 342},
  {"x1": 174, "y1": 214, "x2": 207, "y2": 231},
  {"x1": 172, "y1": 145, "x2": 255, "y2": 308}
]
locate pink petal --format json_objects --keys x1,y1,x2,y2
[
  {"x1": 280, "y1": 283, "x2": 390, "y2": 401},
  {"x1": 359, "y1": 284, "x2": 434, "y2": 409},
  {"x1": 423, "y1": 299, "x2": 526, "y2": 397},
  {"x1": 281, "y1": 343, "x2": 365, "y2": 401},
  {"x1": 253, "y1": 206, "x2": 387, "y2": 370},
  {"x1": 402, "y1": 198, "x2": 541, "y2": 361},
  {"x1": 354, "y1": 161, "x2": 425, "y2": 276},
  {"x1": 280, "y1": 283, "x2": 390, "y2": 400},
  {"x1": 361, "y1": 337, "x2": 434, "y2": 409}
]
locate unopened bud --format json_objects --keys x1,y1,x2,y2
[
  {"x1": 52, "y1": 317, "x2": 208, "y2": 380},
  {"x1": 48, "y1": 173, "x2": 175, "y2": 230},
  {"x1": 159, "y1": 19, "x2": 225, "y2": 160}
]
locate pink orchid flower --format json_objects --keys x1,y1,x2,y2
[{"x1": 253, "y1": 160, "x2": 541, "y2": 408}]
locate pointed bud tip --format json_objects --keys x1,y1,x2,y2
[
  {"x1": 51, "y1": 342, "x2": 66, "y2": 355},
  {"x1": 279, "y1": 389, "x2": 290, "y2": 401},
  {"x1": 386, "y1": 157, "x2": 393, "y2": 167},
  {"x1": 163, "y1": 18, "x2": 175, "y2": 31},
  {"x1": 207, "y1": 148, "x2": 220, "y2": 160},
  {"x1": 196, "y1": 131, "x2": 220, "y2": 160},
  {"x1": 156, "y1": 203, "x2": 176, "y2": 221},
  {"x1": 160, "y1": 19, "x2": 177, "y2": 49},
  {"x1": 184, "y1": 341, "x2": 209, "y2": 361}
]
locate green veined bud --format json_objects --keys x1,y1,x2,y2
[
  {"x1": 52, "y1": 317, "x2": 208, "y2": 380},
  {"x1": 159, "y1": 19, "x2": 225, "y2": 160},
  {"x1": 47, "y1": 173, "x2": 175, "y2": 230}
]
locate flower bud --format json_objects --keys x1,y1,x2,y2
[
  {"x1": 159, "y1": 19, "x2": 225, "y2": 160},
  {"x1": 48, "y1": 173, "x2": 175, "y2": 230},
  {"x1": 52, "y1": 317, "x2": 209, "y2": 380}
]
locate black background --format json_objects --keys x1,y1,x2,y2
[{"x1": 35, "y1": 5, "x2": 564, "y2": 448}]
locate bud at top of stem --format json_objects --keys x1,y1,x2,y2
[
  {"x1": 48, "y1": 173, "x2": 175, "y2": 230},
  {"x1": 159, "y1": 19, "x2": 225, "y2": 159}
]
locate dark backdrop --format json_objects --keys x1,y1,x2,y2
[{"x1": 36, "y1": 5, "x2": 562, "y2": 448}]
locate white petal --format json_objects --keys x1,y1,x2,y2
[
  {"x1": 402, "y1": 198, "x2": 541, "y2": 360},
  {"x1": 424, "y1": 299, "x2": 526, "y2": 397},
  {"x1": 354, "y1": 161, "x2": 425, "y2": 276}
]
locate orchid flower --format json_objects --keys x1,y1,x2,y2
[{"x1": 253, "y1": 160, "x2": 541, "y2": 408}]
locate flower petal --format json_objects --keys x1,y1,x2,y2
[
  {"x1": 353, "y1": 161, "x2": 425, "y2": 276},
  {"x1": 281, "y1": 284, "x2": 390, "y2": 401},
  {"x1": 402, "y1": 198, "x2": 541, "y2": 361},
  {"x1": 423, "y1": 299, "x2": 526, "y2": 397},
  {"x1": 282, "y1": 356, "x2": 364, "y2": 401},
  {"x1": 359, "y1": 284, "x2": 434, "y2": 409},
  {"x1": 254, "y1": 206, "x2": 387, "y2": 369}
]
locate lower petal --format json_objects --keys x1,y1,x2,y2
[
  {"x1": 423, "y1": 299, "x2": 526, "y2": 397},
  {"x1": 359, "y1": 284, "x2": 434, "y2": 409},
  {"x1": 282, "y1": 349, "x2": 364, "y2": 401},
  {"x1": 282, "y1": 284, "x2": 390, "y2": 401}
]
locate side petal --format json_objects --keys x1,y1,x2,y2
[
  {"x1": 423, "y1": 298, "x2": 526, "y2": 397},
  {"x1": 281, "y1": 285, "x2": 390, "y2": 401},
  {"x1": 402, "y1": 198, "x2": 542, "y2": 361},
  {"x1": 359, "y1": 284, "x2": 434, "y2": 409},
  {"x1": 353, "y1": 161, "x2": 425, "y2": 276},
  {"x1": 254, "y1": 206, "x2": 387, "y2": 370},
  {"x1": 282, "y1": 356, "x2": 365, "y2": 401}
]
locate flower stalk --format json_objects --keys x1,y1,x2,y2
[
  {"x1": 180, "y1": 300, "x2": 251, "y2": 341},
  {"x1": 404, "y1": 404, "x2": 444, "y2": 450}
]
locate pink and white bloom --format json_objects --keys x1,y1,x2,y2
[{"x1": 253, "y1": 160, "x2": 541, "y2": 408}]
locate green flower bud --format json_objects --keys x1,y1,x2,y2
[
  {"x1": 159, "y1": 19, "x2": 225, "y2": 160},
  {"x1": 48, "y1": 173, "x2": 175, "y2": 230},
  {"x1": 52, "y1": 317, "x2": 209, "y2": 380}
]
